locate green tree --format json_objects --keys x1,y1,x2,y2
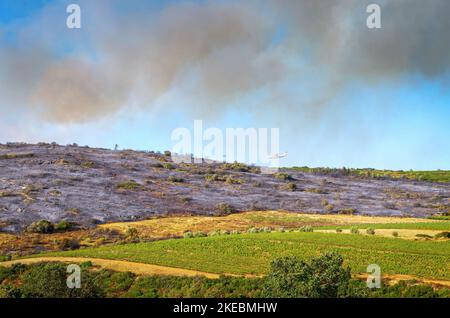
[{"x1": 264, "y1": 252, "x2": 352, "y2": 298}]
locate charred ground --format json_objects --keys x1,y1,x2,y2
[{"x1": 0, "y1": 142, "x2": 448, "y2": 233}]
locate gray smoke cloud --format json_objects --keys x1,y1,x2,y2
[{"x1": 1, "y1": 0, "x2": 450, "y2": 123}]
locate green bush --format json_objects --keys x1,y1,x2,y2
[
  {"x1": 434, "y1": 231, "x2": 450, "y2": 239},
  {"x1": 286, "y1": 182, "x2": 297, "y2": 191},
  {"x1": 58, "y1": 239, "x2": 80, "y2": 250},
  {"x1": 338, "y1": 208, "x2": 357, "y2": 215},
  {"x1": 366, "y1": 228, "x2": 376, "y2": 235},
  {"x1": 225, "y1": 176, "x2": 243, "y2": 185},
  {"x1": 55, "y1": 220, "x2": 72, "y2": 232},
  {"x1": 27, "y1": 220, "x2": 54, "y2": 234},
  {"x1": 299, "y1": 226, "x2": 313, "y2": 232},
  {"x1": 0, "y1": 255, "x2": 11, "y2": 262},
  {"x1": 20, "y1": 263, "x2": 104, "y2": 298},
  {"x1": 183, "y1": 231, "x2": 194, "y2": 239},
  {"x1": 193, "y1": 232, "x2": 207, "y2": 238},
  {"x1": 163, "y1": 163, "x2": 174, "y2": 169},
  {"x1": 263, "y1": 252, "x2": 352, "y2": 298},
  {"x1": 116, "y1": 180, "x2": 141, "y2": 190},
  {"x1": 392, "y1": 231, "x2": 399, "y2": 237},
  {"x1": 168, "y1": 176, "x2": 184, "y2": 183},
  {"x1": 275, "y1": 173, "x2": 292, "y2": 181},
  {"x1": 125, "y1": 227, "x2": 140, "y2": 243},
  {"x1": 215, "y1": 203, "x2": 235, "y2": 215},
  {"x1": 350, "y1": 227, "x2": 360, "y2": 234},
  {"x1": 247, "y1": 227, "x2": 259, "y2": 234}
]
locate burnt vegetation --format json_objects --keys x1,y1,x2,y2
[{"x1": 0, "y1": 143, "x2": 448, "y2": 233}]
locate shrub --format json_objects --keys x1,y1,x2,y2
[
  {"x1": 262, "y1": 227, "x2": 272, "y2": 233},
  {"x1": 338, "y1": 208, "x2": 356, "y2": 215},
  {"x1": 286, "y1": 183, "x2": 297, "y2": 191},
  {"x1": 225, "y1": 176, "x2": 243, "y2": 185},
  {"x1": 247, "y1": 227, "x2": 259, "y2": 234},
  {"x1": 275, "y1": 173, "x2": 292, "y2": 181},
  {"x1": 183, "y1": 231, "x2": 194, "y2": 239},
  {"x1": 0, "y1": 255, "x2": 11, "y2": 262},
  {"x1": 164, "y1": 150, "x2": 171, "y2": 157},
  {"x1": 207, "y1": 231, "x2": 220, "y2": 237},
  {"x1": 80, "y1": 261, "x2": 93, "y2": 269},
  {"x1": 168, "y1": 176, "x2": 184, "y2": 183},
  {"x1": 20, "y1": 263, "x2": 104, "y2": 298},
  {"x1": 219, "y1": 230, "x2": 230, "y2": 235},
  {"x1": 325, "y1": 204, "x2": 334, "y2": 213},
  {"x1": 263, "y1": 252, "x2": 352, "y2": 298},
  {"x1": 415, "y1": 234, "x2": 433, "y2": 239},
  {"x1": 180, "y1": 197, "x2": 193, "y2": 203},
  {"x1": 336, "y1": 228, "x2": 343, "y2": 233},
  {"x1": 193, "y1": 232, "x2": 207, "y2": 238},
  {"x1": 27, "y1": 220, "x2": 54, "y2": 234},
  {"x1": 215, "y1": 203, "x2": 235, "y2": 215},
  {"x1": 299, "y1": 226, "x2": 313, "y2": 233},
  {"x1": 230, "y1": 230, "x2": 241, "y2": 235},
  {"x1": 205, "y1": 174, "x2": 220, "y2": 182},
  {"x1": 125, "y1": 227, "x2": 139, "y2": 242},
  {"x1": 402, "y1": 284, "x2": 437, "y2": 298},
  {"x1": 80, "y1": 161, "x2": 95, "y2": 168},
  {"x1": 58, "y1": 238, "x2": 80, "y2": 250},
  {"x1": 163, "y1": 163, "x2": 174, "y2": 169},
  {"x1": 366, "y1": 228, "x2": 376, "y2": 235},
  {"x1": 350, "y1": 227, "x2": 360, "y2": 234},
  {"x1": 221, "y1": 162, "x2": 251, "y2": 172},
  {"x1": 392, "y1": 231, "x2": 399, "y2": 237},
  {"x1": 116, "y1": 180, "x2": 141, "y2": 190},
  {"x1": 434, "y1": 231, "x2": 450, "y2": 239},
  {"x1": 55, "y1": 220, "x2": 72, "y2": 232}
]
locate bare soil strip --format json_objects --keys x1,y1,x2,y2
[
  {"x1": 2, "y1": 256, "x2": 450, "y2": 287},
  {"x1": 0, "y1": 257, "x2": 221, "y2": 279}
]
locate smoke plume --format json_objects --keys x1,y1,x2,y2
[{"x1": 1, "y1": 0, "x2": 450, "y2": 123}]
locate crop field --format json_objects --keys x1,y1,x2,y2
[{"x1": 38, "y1": 231, "x2": 450, "y2": 281}]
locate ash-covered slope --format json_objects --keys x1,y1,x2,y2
[{"x1": 0, "y1": 143, "x2": 448, "y2": 233}]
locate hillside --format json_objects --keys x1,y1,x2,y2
[{"x1": 0, "y1": 142, "x2": 448, "y2": 233}]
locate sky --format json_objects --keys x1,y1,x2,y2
[{"x1": 0, "y1": 0, "x2": 449, "y2": 170}]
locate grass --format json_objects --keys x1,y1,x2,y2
[
  {"x1": 0, "y1": 153, "x2": 34, "y2": 160},
  {"x1": 37, "y1": 231, "x2": 450, "y2": 281}
]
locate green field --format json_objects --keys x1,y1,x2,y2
[
  {"x1": 290, "y1": 167, "x2": 450, "y2": 183},
  {"x1": 39, "y1": 232, "x2": 450, "y2": 281}
]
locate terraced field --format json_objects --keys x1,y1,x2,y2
[{"x1": 34, "y1": 230, "x2": 450, "y2": 281}]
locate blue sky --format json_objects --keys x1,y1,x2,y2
[{"x1": 0, "y1": 0, "x2": 449, "y2": 170}]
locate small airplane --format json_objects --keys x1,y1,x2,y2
[{"x1": 268, "y1": 152, "x2": 288, "y2": 160}]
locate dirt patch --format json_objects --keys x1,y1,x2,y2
[
  {"x1": 317, "y1": 229, "x2": 444, "y2": 240},
  {"x1": 0, "y1": 257, "x2": 222, "y2": 278}
]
